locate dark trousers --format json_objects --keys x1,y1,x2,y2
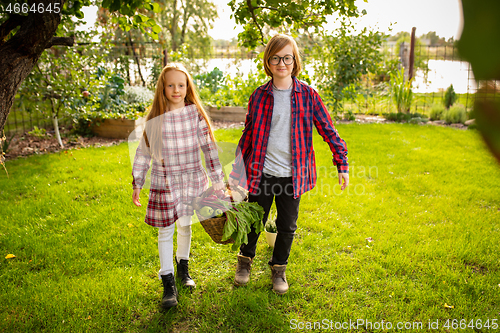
[{"x1": 240, "y1": 173, "x2": 301, "y2": 265}]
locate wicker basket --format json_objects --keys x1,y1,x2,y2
[
  {"x1": 193, "y1": 184, "x2": 247, "y2": 245},
  {"x1": 198, "y1": 214, "x2": 234, "y2": 244}
]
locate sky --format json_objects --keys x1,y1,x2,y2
[
  {"x1": 208, "y1": 0, "x2": 463, "y2": 40},
  {"x1": 79, "y1": 0, "x2": 463, "y2": 41}
]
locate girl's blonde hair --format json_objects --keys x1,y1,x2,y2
[
  {"x1": 142, "y1": 63, "x2": 215, "y2": 160},
  {"x1": 263, "y1": 34, "x2": 302, "y2": 78}
]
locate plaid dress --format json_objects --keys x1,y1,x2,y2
[{"x1": 132, "y1": 104, "x2": 224, "y2": 228}]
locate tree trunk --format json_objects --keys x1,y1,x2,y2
[
  {"x1": 49, "y1": 98, "x2": 64, "y2": 148},
  {"x1": 170, "y1": 0, "x2": 179, "y2": 52},
  {"x1": 180, "y1": 0, "x2": 189, "y2": 46},
  {"x1": 52, "y1": 114, "x2": 64, "y2": 148},
  {"x1": 126, "y1": 32, "x2": 146, "y2": 86},
  {"x1": 0, "y1": 1, "x2": 65, "y2": 135}
]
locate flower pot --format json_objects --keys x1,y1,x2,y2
[{"x1": 265, "y1": 230, "x2": 277, "y2": 248}]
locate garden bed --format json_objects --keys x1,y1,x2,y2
[
  {"x1": 92, "y1": 117, "x2": 146, "y2": 139},
  {"x1": 3, "y1": 131, "x2": 125, "y2": 160},
  {"x1": 208, "y1": 106, "x2": 247, "y2": 122}
]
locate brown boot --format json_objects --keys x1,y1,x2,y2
[
  {"x1": 234, "y1": 254, "x2": 253, "y2": 286},
  {"x1": 271, "y1": 264, "x2": 288, "y2": 294}
]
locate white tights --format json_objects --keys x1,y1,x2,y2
[{"x1": 158, "y1": 216, "x2": 192, "y2": 278}]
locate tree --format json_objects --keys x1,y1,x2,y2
[
  {"x1": 95, "y1": 0, "x2": 217, "y2": 86},
  {"x1": 0, "y1": 0, "x2": 159, "y2": 142},
  {"x1": 16, "y1": 26, "x2": 114, "y2": 147},
  {"x1": 420, "y1": 31, "x2": 445, "y2": 46},
  {"x1": 159, "y1": 0, "x2": 217, "y2": 52},
  {"x1": 312, "y1": 22, "x2": 385, "y2": 117},
  {"x1": 228, "y1": 0, "x2": 362, "y2": 49}
]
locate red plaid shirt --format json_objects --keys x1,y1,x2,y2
[{"x1": 230, "y1": 77, "x2": 348, "y2": 198}]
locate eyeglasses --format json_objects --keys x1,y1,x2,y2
[{"x1": 269, "y1": 54, "x2": 295, "y2": 66}]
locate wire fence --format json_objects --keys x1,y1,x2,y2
[{"x1": 4, "y1": 42, "x2": 494, "y2": 136}]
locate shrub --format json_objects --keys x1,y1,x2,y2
[
  {"x1": 429, "y1": 104, "x2": 446, "y2": 120},
  {"x1": 265, "y1": 219, "x2": 277, "y2": 233},
  {"x1": 27, "y1": 126, "x2": 46, "y2": 138},
  {"x1": 72, "y1": 102, "x2": 151, "y2": 136},
  {"x1": 443, "y1": 84, "x2": 458, "y2": 109},
  {"x1": 384, "y1": 112, "x2": 427, "y2": 123},
  {"x1": 95, "y1": 102, "x2": 151, "y2": 120},
  {"x1": 205, "y1": 70, "x2": 267, "y2": 108},
  {"x1": 390, "y1": 68, "x2": 414, "y2": 113},
  {"x1": 194, "y1": 67, "x2": 224, "y2": 94},
  {"x1": 409, "y1": 117, "x2": 428, "y2": 124},
  {"x1": 343, "y1": 110, "x2": 356, "y2": 121},
  {"x1": 123, "y1": 85, "x2": 154, "y2": 104},
  {"x1": 443, "y1": 104, "x2": 467, "y2": 124}
]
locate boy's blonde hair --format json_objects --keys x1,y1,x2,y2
[
  {"x1": 263, "y1": 34, "x2": 302, "y2": 78},
  {"x1": 143, "y1": 63, "x2": 215, "y2": 160}
]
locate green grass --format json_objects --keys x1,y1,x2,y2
[{"x1": 1, "y1": 124, "x2": 499, "y2": 332}]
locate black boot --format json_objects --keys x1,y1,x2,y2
[
  {"x1": 176, "y1": 258, "x2": 196, "y2": 289},
  {"x1": 160, "y1": 273, "x2": 178, "y2": 308}
]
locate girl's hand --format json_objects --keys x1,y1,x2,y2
[
  {"x1": 133, "y1": 188, "x2": 142, "y2": 207},
  {"x1": 339, "y1": 173, "x2": 349, "y2": 191},
  {"x1": 212, "y1": 181, "x2": 224, "y2": 191}
]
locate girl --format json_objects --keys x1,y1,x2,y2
[
  {"x1": 228, "y1": 34, "x2": 349, "y2": 294},
  {"x1": 132, "y1": 63, "x2": 224, "y2": 308}
]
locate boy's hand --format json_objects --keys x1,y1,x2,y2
[
  {"x1": 339, "y1": 173, "x2": 349, "y2": 191},
  {"x1": 133, "y1": 188, "x2": 142, "y2": 207},
  {"x1": 228, "y1": 177, "x2": 239, "y2": 188}
]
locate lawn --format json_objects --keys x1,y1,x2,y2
[{"x1": 1, "y1": 123, "x2": 499, "y2": 332}]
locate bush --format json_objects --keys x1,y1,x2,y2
[
  {"x1": 72, "y1": 102, "x2": 151, "y2": 136},
  {"x1": 96, "y1": 102, "x2": 151, "y2": 120},
  {"x1": 409, "y1": 117, "x2": 428, "y2": 124},
  {"x1": 429, "y1": 104, "x2": 446, "y2": 120},
  {"x1": 443, "y1": 104, "x2": 467, "y2": 124},
  {"x1": 194, "y1": 67, "x2": 224, "y2": 94},
  {"x1": 443, "y1": 84, "x2": 458, "y2": 109},
  {"x1": 123, "y1": 85, "x2": 154, "y2": 104},
  {"x1": 390, "y1": 68, "x2": 414, "y2": 113},
  {"x1": 203, "y1": 70, "x2": 267, "y2": 108},
  {"x1": 27, "y1": 126, "x2": 47, "y2": 138},
  {"x1": 384, "y1": 112, "x2": 427, "y2": 123},
  {"x1": 265, "y1": 219, "x2": 277, "y2": 233}
]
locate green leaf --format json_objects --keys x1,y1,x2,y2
[
  {"x1": 222, "y1": 211, "x2": 237, "y2": 241},
  {"x1": 133, "y1": 14, "x2": 143, "y2": 24},
  {"x1": 152, "y1": 2, "x2": 161, "y2": 13},
  {"x1": 457, "y1": 0, "x2": 500, "y2": 80},
  {"x1": 152, "y1": 24, "x2": 162, "y2": 34}
]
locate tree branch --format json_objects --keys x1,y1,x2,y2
[
  {"x1": 255, "y1": 6, "x2": 279, "y2": 11},
  {"x1": 45, "y1": 36, "x2": 75, "y2": 48},
  {"x1": 0, "y1": 14, "x2": 28, "y2": 46},
  {"x1": 246, "y1": 0, "x2": 266, "y2": 46}
]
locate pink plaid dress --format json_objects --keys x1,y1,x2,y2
[{"x1": 132, "y1": 104, "x2": 224, "y2": 227}]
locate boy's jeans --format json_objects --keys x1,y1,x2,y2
[{"x1": 240, "y1": 173, "x2": 301, "y2": 265}]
